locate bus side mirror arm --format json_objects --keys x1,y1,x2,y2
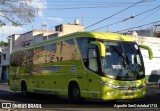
[
  {"x1": 138, "y1": 45, "x2": 153, "y2": 60},
  {"x1": 90, "y1": 41, "x2": 106, "y2": 57}
]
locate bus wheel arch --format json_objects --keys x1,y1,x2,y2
[
  {"x1": 21, "y1": 80, "x2": 28, "y2": 97},
  {"x1": 68, "y1": 81, "x2": 81, "y2": 102}
]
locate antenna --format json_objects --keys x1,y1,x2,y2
[{"x1": 82, "y1": 11, "x2": 84, "y2": 26}]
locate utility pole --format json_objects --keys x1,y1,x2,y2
[
  {"x1": 7, "y1": 36, "x2": 12, "y2": 54},
  {"x1": 82, "y1": 11, "x2": 84, "y2": 26}
]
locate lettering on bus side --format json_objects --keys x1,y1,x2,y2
[{"x1": 32, "y1": 66, "x2": 61, "y2": 72}]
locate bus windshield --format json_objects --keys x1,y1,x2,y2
[{"x1": 102, "y1": 41, "x2": 144, "y2": 81}]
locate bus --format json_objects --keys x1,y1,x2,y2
[{"x1": 9, "y1": 32, "x2": 153, "y2": 101}]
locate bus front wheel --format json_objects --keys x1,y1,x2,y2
[{"x1": 69, "y1": 83, "x2": 81, "y2": 102}]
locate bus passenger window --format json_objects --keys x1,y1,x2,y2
[{"x1": 88, "y1": 49, "x2": 98, "y2": 72}]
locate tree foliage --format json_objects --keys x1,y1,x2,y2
[
  {"x1": 0, "y1": 41, "x2": 8, "y2": 47},
  {"x1": 0, "y1": 0, "x2": 36, "y2": 26}
]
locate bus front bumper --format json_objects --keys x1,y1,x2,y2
[{"x1": 101, "y1": 87, "x2": 146, "y2": 100}]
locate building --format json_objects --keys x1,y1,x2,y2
[
  {"x1": 125, "y1": 28, "x2": 160, "y2": 37},
  {"x1": 0, "y1": 47, "x2": 9, "y2": 82},
  {"x1": 0, "y1": 22, "x2": 84, "y2": 82},
  {"x1": 130, "y1": 33, "x2": 160, "y2": 82},
  {"x1": 55, "y1": 24, "x2": 84, "y2": 36},
  {"x1": 0, "y1": 47, "x2": 2, "y2": 80},
  {"x1": 8, "y1": 22, "x2": 84, "y2": 52},
  {"x1": 8, "y1": 30, "x2": 58, "y2": 52}
]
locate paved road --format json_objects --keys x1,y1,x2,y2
[{"x1": 0, "y1": 83, "x2": 160, "y2": 111}]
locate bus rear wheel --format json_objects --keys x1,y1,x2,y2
[{"x1": 69, "y1": 84, "x2": 81, "y2": 102}]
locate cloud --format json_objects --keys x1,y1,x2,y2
[
  {"x1": 0, "y1": 25, "x2": 27, "y2": 42},
  {"x1": 1, "y1": 26, "x2": 26, "y2": 35},
  {"x1": 28, "y1": 0, "x2": 47, "y2": 16},
  {"x1": 47, "y1": 17, "x2": 63, "y2": 22}
]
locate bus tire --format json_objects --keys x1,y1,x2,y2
[
  {"x1": 21, "y1": 82, "x2": 28, "y2": 97},
  {"x1": 69, "y1": 83, "x2": 81, "y2": 102}
]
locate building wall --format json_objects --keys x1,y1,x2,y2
[
  {"x1": 133, "y1": 36, "x2": 160, "y2": 81},
  {"x1": 56, "y1": 24, "x2": 84, "y2": 36},
  {"x1": 63, "y1": 24, "x2": 84, "y2": 34},
  {"x1": 0, "y1": 47, "x2": 2, "y2": 80},
  {"x1": 10, "y1": 34, "x2": 21, "y2": 51},
  {"x1": 0, "y1": 47, "x2": 9, "y2": 81},
  {"x1": 32, "y1": 34, "x2": 44, "y2": 44}
]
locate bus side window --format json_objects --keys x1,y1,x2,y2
[{"x1": 88, "y1": 48, "x2": 98, "y2": 72}]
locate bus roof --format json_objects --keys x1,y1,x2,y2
[
  {"x1": 71, "y1": 32, "x2": 135, "y2": 41},
  {"x1": 12, "y1": 32, "x2": 135, "y2": 53}
]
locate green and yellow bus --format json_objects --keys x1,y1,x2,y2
[{"x1": 9, "y1": 32, "x2": 152, "y2": 101}]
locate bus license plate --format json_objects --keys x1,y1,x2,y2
[{"x1": 125, "y1": 92, "x2": 134, "y2": 96}]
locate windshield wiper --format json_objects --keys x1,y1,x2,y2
[{"x1": 112, "y1": 47, "x2": 127, "y2": 67}]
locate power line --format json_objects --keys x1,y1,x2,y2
[
  {"x1": 91, "y1": 5, "x2": 160, "y2": 31},
  {"x1": 45, "y1": 5, "x2": 160, "y2": 10},
  {"x1": 36, "y1": 16, "x2": 127, "y2": 19},
  {"x1": 30, "y1": 4, "x2": 160, "y2": 7},
  {"x1": 46, "y1": 6, "x2": 124, "y2": 10},
  {"x1": 82, "y1": 0, "x2": 148, "y2": 31},
  {"x1": 43, "y1": 0, "x2": 157, "y2": 3},
  {"x1": 116, "y1": 21, "x2": 160, "y2": 32},
  {"x1": 133, "y1": 8, "x2": 160, "y2": 26},
  {"x1": 30, "y1": 0, "x2": 158, "y2": 10}
]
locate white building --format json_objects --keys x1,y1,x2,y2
[
  {"x1": 130, "y1": 33, "x2": 160, "y2": 82},
  {"x1": 0, "y1": 47, "x2": 9, "y2": 82}
]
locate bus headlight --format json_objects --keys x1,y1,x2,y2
[
  {"x1": 138, "y1": 83, "x2": 146, "y2": 89},
  {"x1": 99, "y1": 80, "x2": 146, "y2": 90},
  {"x1": 99, "y1": 80, "x2": 117, "y2": 89}
]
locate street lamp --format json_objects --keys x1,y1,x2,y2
[{"x1": 121, "y1": 15, "x2": 135, "y2": 34}]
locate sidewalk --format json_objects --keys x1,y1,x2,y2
[{"x1": 0, "y1": 82, "x2": 8, "y2": 85}]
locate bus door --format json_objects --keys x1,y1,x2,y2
[{"x1": 86, "y1": 45, "x2": 101, "y2": 99}]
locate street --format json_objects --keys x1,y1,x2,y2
[{"x1": 0, "y1": 83, "x2": 160, "y2": 111}]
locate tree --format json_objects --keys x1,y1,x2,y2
[
  {"x1": 0, "y1": 41, "x2": 8, "y2": 47},
  {"x1": 0, "y1": 0, "x2": 36, "y2": 26}
]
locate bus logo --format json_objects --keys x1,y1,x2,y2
[{"x1": 71, "y1": 65, "x2": 76, "y2": 74}]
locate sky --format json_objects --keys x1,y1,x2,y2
[{"x1": 1, "y1": 0, "x2": 160, "y2": 42}]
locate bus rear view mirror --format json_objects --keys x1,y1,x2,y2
[
  {"x1": 138, "y1": 45, "x2": 153, "y2": 60},
  {"x1": 90, "y1": 41, "x2": 106, "y2": 57}
]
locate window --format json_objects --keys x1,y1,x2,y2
[
  {"x1": 76, "y1": 38, "x2": 90, "y2": 60},
  {"x1": 88, "y1": 48, "x2": 98, "y2": 72},
  {"x1": 26, "y1": 43, "x2": 30, "y2": 46},
  {"x1": 33, "y1": 46, "x2": 44, "y2": 64},
  {"x1": 3, "y1": 54, "x2": 6, "y2": 60},
  {"x1": 55, "y1": 25, "x2": 63, "y2": 32},
  {"x1": 10, "y1": 51, "x2": 24, "y2": 66},
  {"x1": 22, "y1": 49, "x2": 33, "y2": 65},
  {"x1": 60, "y1": 39, "x2": 78, "y2": 61},
  {"x1": 48, "y1": 43, "x2": 57, "y2": 62},
  {"x1": 76, "y1": 37, "x2": 95, "y2": 68}
]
